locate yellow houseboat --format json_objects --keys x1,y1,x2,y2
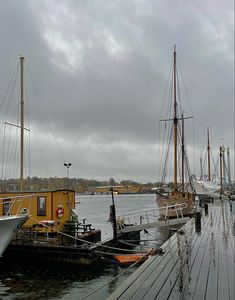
[
  {"x1": 0, "y1": 189, "x2": 103, "y2": 264},
  {"x1": 0, "y1": 189, "x2": 75, "y2": 234},
  {"x1": 0, "y1": 188, "x2": 101, "y2": 247}
]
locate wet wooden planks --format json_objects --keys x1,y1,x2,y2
[{"x1": 108, "y1": 200, "x2": 235, "y2": 300}]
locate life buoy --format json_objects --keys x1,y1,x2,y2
[{"x1": 56, "y1": 205, "x2": 64, "y2": 218}]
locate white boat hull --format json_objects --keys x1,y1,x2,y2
[{"x1": 0, "y1": 215, "x2": 28, "y2": 257}]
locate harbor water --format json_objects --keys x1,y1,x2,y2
[{"x1": 0, "y1": 194, "x2": 170, "y2": 300}]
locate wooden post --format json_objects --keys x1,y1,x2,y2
[
  {"x1": 204, "y1": 203, "x2": 208, "y2": 216},
  {"x1": 194, "y1": 211, "x2": 201, "y2": 232},
  {"x1": 110, "y1": 187, "x2": 117, "y2": 242}
]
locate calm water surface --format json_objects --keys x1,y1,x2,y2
[{"x1": 0, "y1": 194, "x2": 169, "y2": 299}]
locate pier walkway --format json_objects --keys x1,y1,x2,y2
[{"x1": 109, "y1": 200, "x2": 235, "y2": 300}]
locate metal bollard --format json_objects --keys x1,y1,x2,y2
[
  {"x1": 194, "y1": 211, "x2": 201, "y2": 233},
  {"x1": 204, "y1": 203, "x2": 208, "y2": 216}
]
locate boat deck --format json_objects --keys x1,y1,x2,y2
[{"x1": 108, "y1": 200, "x2": 235, "y2": 300}]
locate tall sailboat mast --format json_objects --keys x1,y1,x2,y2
[
  {"x1": 221, "y1": 146, "x2": 226, "y2": 184},
  {"x1": 200, "y1": 157, "x2": 203, "y2": 180},
  {"x1": 173, "y1": 45, "x2": 178, "y2": 191},
  {"x1": 207, "y1": 128, "x2": 211, "y2": 181},
  {"x1": 181, "y1": 113, "x2": 185, "y2": 194},
  {"x1": 227, "y1": 147, "x2": 232, "y2": 189},
  {"x1": 20, "y1": 56, "x2": 25, "y2": 191},
  {"x1": 219, "y1": 146, "x2": 223, "y2": 195}
]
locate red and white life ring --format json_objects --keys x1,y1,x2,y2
[{"x1": 56, "y1": 205, "x2": 64, "y2": 218}]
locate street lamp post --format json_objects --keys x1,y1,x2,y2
[{"x1": 64, "y1": 163, "x2": 72, "y2": 189}]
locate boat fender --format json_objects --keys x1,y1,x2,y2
[{"x1": 56, "y1": 205, "x2": 64, "y2": 218}]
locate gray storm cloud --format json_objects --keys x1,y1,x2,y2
[{"x1": 0, "y1": 0, "x2": 233, "y2": 182}]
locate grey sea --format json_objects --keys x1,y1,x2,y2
[{"x1": 0, "y1": 194, "x2": 169, "y2": 300}]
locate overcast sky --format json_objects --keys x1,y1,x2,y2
[{"x1": 0, "y1": 0, "x2": 234, "y2": 183}]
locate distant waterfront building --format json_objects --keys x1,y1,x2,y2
[{"x1": 94, "y1": 185, "x2": 141, "y2": 194}]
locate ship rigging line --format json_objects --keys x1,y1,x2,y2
[
  {"x1": 26, "y1": 65, "x2": 66, "y2": 163},
  {"x1": 158, "y1": 58, "x2": 173, "y2": 183},
  {"x1": 0, "y1": 62, "x2": 19, "y2": 120},
  {"x1": 29, "y1": 216, "x2": 148, "y2": 253}
]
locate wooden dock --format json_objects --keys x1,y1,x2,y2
[{"x1": 108, "y1": 200, "x2": 235, "y2": 300}]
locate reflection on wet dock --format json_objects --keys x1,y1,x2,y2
[{"x1": 108, "y1": 200, "x2": 235, "y2": 300}]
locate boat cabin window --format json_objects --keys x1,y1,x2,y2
[
  {"x1": 37, "y1": 196, "x2": 46, "y2": 216},
  {"x1": 2, "y1": 199, "x2": 11, "y2": 215}
]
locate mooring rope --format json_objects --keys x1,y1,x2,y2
[
  {"x1": 79, "y1": 248, "x2": 154, "y2": 300},
  {"x1": 28, "y1": 216, "x2": 149, "y2": 253}
]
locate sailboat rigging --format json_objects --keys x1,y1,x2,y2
[
  {"x1": 156, "y1": 46, "x2": 195, "y2": 217},
  {"x1": 194, "y1": 129, "x2": 223, "y2": 198},
  {"x1": 7, "y1": 57, "x2": 29, "y2": 191}
]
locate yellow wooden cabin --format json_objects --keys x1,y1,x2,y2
[{"x1": 0, "y1": 189, "x2": 75, "y2": 233}]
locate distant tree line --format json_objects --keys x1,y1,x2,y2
[{"x1": 0, "y1": 176, "x2": 174, "y2": 193}]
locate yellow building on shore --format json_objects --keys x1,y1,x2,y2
[{"x1": 94, "y1": 185, "x2": 141, "y2": 194}]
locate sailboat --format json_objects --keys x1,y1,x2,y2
[
  {"x1": 192, "y1": 128, "x2": 219, "y2": 200},
  {"x1": 0, "y1": 214, "x2": 28, "y2": 257},
  {"x1": 218, "y1": 145, "x2": 234, "y2": 197},
  {"x1": 156, "y1": 46, "x2": 195, "y2": 218},
  {"x1": 0, "y1": 57, "x2": 32, "y2": 256},
  {"x1": 217, "y1": 145, "x2": 234, "y2": 198},
  {"x1": 0, "y1": 196, "x2": 31, "y2": 256}
]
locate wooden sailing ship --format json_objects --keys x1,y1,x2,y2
[{"x1": 156, "y1": 46, "x2": 195, "y2": 217}]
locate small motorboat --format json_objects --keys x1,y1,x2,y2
[{"x1": 113, "y1": 248, "x2": 157, "y2": 265}]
